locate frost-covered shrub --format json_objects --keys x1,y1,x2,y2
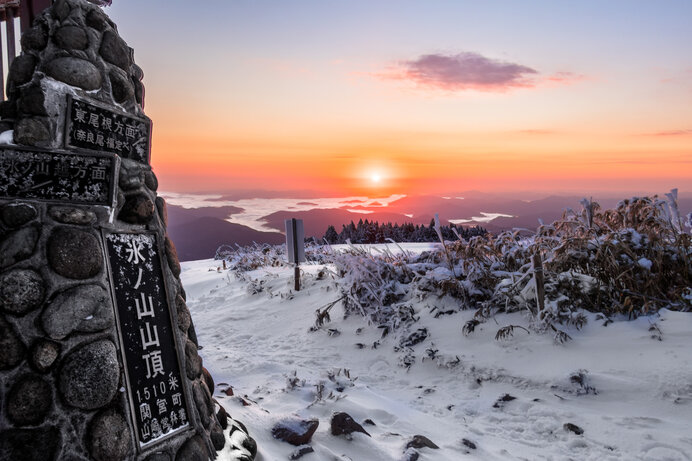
[
  {"x1": 456, "y1": 192, "x2": 691, "y2": 327},
  {"x1": 216, "y1": 240, "x2": 345, "y2": 272},
  {"x1": 541, "y1": 195, "x2": 691, "y2": 317},
  {"x1": 216, "y1": 243, "x2": 287, "y2": 272},
  {"x1": 217, "y1": 191, "x2": 690, "y2": 343},
  {"x1": 331, "y1": 249, "x2": 416, "y2": 328}
]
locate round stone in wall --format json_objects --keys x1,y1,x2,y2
[
  {"x1": 117, "y1": 193, "x2": 154, "y2": 224},
  {"x1": 145, "y1": 170, "x2": 159, "y2": 192},
  {"x1": 0, "y1": 314, "x2": 26, "y2": 369},
  {"x1": 202, "y1": 366, "x2": 215, "y2": 393},
  {"x1": 19, "y1": 84, "x2": 47, "y2": 116},
  {"x1": 47, "y1": 227, "x2": 103, "y2": 279},
  {"x1": 13, "y1": 117, "x2": 51, "y2": 146},
  {"x1": 99, "y1": 29, "x2": 131, "y2": 70},
  {"x1": 0, "y1": 203, "x2": 37, "y2": 228},
  {"x1": 210, "y1": 421, "x2": 225, "y2": 451},
  {"x1": 42, "y1": 284, "x2": 114, "y2": 340},
  {"x1": 54, "y1": 25, "x2": 89, "y2": 51},
  {"x1": 175, "y1": 294, "x2": 191, "y2": 333},
  {"x1": 88, "y1": 408, "x2": 134, "y2": 461},
  {"x1": 185, "y1": 338, "x2": 202, "y2": 380},
  {"x1": 175, "y1": 435, "x2": 209, "y2": 461},
  {"x1": 49, "y1": 206, "x2": 97, "y2": 225},
  {"x1": 30, "y1": 339, "x2": 61, "y2": 373},
  {"x1": 118, "y1": 163, "x2": 144, "y2": 190},
  {"x1": 20, "y1": 23, "x2": 49, "y2": 52},
  {"x1": 165, "y1": 235, "x2": 181, "y2": 277},
  {"x1": 134, "y1": 79, "x2": 145, "y2": 106},
  {"x1": 0, "y1": 225, "x2": 39, "y2": 268},
  {"x1": 51, "y1": 0, "x2": 71, "y2": 21},
  {"x1": 193, "y1": 380, "x2": 212, "y2": 429},
  {"x1": 109, "y1": 67, "x2": 134, "y2": 104},
  {"x1": 86, "y1": 8, "x2": 114, "y2": 31},
  {"x1": 0, "y1": 427, "x2": 61, "y2": 461},
  {"x1": 58, "y1": 339, "x2": 119, "y2": 410},
  {"x1": 44, "y1": 56, "x2": 102, "y2": 91},
  {"x1": 7, "y1": 374, "x2": 52, "y2": 426},
  {"x1": 9, "y1": 54, "x2": 37, "y2": 86},
  {"x1": 155, "y1": 197, "x2": 168, "y2": 227},
  {"x1": 0, "y1": 268, "x2": 45, "y2": 316}
]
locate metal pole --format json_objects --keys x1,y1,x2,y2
[{"x1": 292, "y1": 218, "x2": 300, "y2": 291}]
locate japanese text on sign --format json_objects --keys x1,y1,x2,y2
[
  {"x1": 0, "y1": 148, "x2": 116, "y2": 206},
  {"x1": 105, "y1": 232, "x2": 190, "y2": 448},
  {"x1": 65, "y1": 95, "x2": 151, "y2": 164}
]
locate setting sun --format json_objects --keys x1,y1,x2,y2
[{"x1": 107, "y1": 1, "x2": 692, "y2": 197}]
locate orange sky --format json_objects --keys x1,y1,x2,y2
[{"x1": 108, "y1": 2, "x2": 692, "y2": 197}]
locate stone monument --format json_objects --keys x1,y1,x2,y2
[{"x1": 0, "y1": 1, "x2": 256, "y2": 460}]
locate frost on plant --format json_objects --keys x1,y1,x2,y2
[{"x1": 216, "y1": 191, "x2": 691, "y2": 355}]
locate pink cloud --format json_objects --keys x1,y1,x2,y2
[
  {"x1": 376, "y1": 52, "x2": 582, "y2": 92},
  {"x1": 660, "y1": 67, "x2": 692, "y2": 84},
  {"x1": 517, "y1": 129, "x2": 557, "y2": 135},
  {"x1": 544, "y1": 71, "x2": 585, "y2": 86},
  {"x1": 649, "y1": 129, "x2": 692, "y2": 136}
]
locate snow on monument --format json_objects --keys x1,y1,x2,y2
[{"x1": 0, "y1": 1, "x2": 255, "y2": 459}]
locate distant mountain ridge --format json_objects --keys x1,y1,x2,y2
[
  {"x1": 165, "y1": 194, "x2": 692, "y2": 261},
  {"x1": 166, "y1": 204, "x2": 244, "y2": 226},
  {"x1": 167, "y1": 215, "x2": 284, "y2": 261}
]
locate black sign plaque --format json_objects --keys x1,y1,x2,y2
[
  {"x1": 65, "y1": 94, "x2": 151, "y2": 164},
  {"x1": 105, "y1": 232, "x2": 191, "y2": 449},
  {"x1": 0, "y1": 147, "x2": 116, "y2": 206}
]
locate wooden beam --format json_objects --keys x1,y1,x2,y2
[
  {"x1": 6, "y1": 5, "x2": 15, "y2": 69},
  {"x1": 19, "y1": 0, "x2": 29, "y2": 32},
  {"x1": 0, "y1": 19, "x2": 4, "y2": 101},
  {"x1": 20, "y1": 0, "x2": 52, "y2": 33}
]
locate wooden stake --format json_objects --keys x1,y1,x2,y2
[
  {"x1": 294, "y1": 265, "x2": 300, "y2": 291},
  {"x1": 532, "y1": 253, "x2": 545, "y2": 316}
]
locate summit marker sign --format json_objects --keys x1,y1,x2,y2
[
  {"x1": 65, "y1": 94, "x2": 152, "y2": 164},
  {"x1": 104, "y1": 232, "x2": 192, "y2": 448}
]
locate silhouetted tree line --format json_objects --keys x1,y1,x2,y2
[{"x1": 322, "y1": 218, "x2": 487, "y2": 244}]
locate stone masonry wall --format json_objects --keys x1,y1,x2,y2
[
  {"x1": 0, "y1": 0, "x2": 144, "y2": 146},
  {"x1": 0, "y1": 1, "x2": 256, "y2": 460}
]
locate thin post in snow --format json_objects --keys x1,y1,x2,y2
[
  {"x1": 292, "y1": 218, "x2": 301, "y2": 291},
  {"x1": 532, "y1": 252, "x2": 545, "y2": 317},
  {"x1": 286, "y1": 217, "x2": 305, "y2": 291}
]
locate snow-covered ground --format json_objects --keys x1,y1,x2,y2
[{"x1": 182, "y1": 253, "x2": 692, "y2": 461}]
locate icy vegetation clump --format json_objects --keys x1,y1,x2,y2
[
  {"x1": 216, "y1": 242, "x2": 288, "y2": 272},
  {"x1": 217, "y1": 192, "x2": 691, "y2": 343}
]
